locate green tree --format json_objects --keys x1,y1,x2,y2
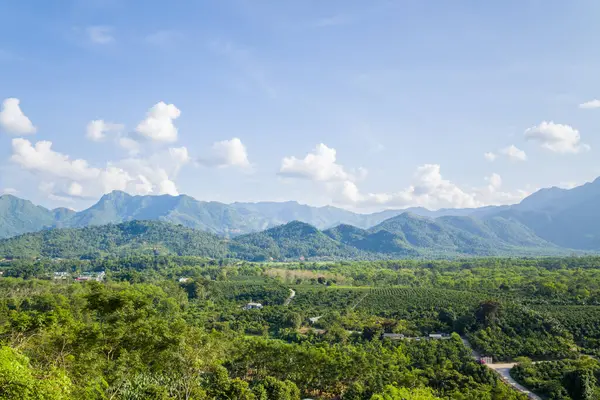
[
  {"x1": 0, "y1": 347, "x2": 72, "y2": 400},
  {"x1": 370, "y1": 385, "x2": 441, "y2": 400}
]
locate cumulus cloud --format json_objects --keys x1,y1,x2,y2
[
  {"x1": 335, "y1": 165, "x2": 528, "y2": 210},
  {"x1": 579, "y1": 99, "x2": 600, "y2": 109},
  {"x1": 86, "y1": 26, "x2": 114, "y2": 44},
  {"x1": 0, "y1": 98, "x2": 37, "y2": 135},
  {"x1": 279, "y1": 143, "x2": 363, "y2": 182},
  {"x1": 68, "y1": 182, "x2": 84, "y2": 197},
  {"x1": 135, "y1": 102, "x2": 181, "y2": 143},
  {"x1": 499, "y1": 145, "x2": 527, "y2": 161},
  {"x1": 524, "y1": 121, "x2": 590, "y2": 154},
  {"x1": 10, "y1": 138, "x2": 189, "y2": 200},
  {"x1": 86, "y1": 119, "x2": 124, "y2": 141},
  {"x1": 485, "y1": 145, "x2": 526, "y2": 162},
  {"x1": 198, "y1": 138, "x2": 251, "y2": 169},
  {"x1": 484, "y1": 152, "x2": 497, "y2": 162}
]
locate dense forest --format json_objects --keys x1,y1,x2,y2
[
  {"x1": 2, "y1": 256, "x2": 600, "y2": 398},
  {"x1": 0, "y1": 219, "x2": 578, "y2": 261}
]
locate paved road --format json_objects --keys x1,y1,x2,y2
[
  {"x1": 284, "y1": 289, "x2": 296, "y2": 306},
  {"x1": 487, "y1": 364, "x2": 542, "y2": 400},
  {"x1": 460, "y1": 336, "x2": 541, "y2": 400}
]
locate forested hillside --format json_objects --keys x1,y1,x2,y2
[
  {"x1": 3, "y1": 177, "x2": 600, "y2": 253},
  {"x1": 0, "y1": 217, "x2": 572, "y2": 260},
  {"x1": 0, "y1": 220, "x2": 228, "y2": 259}
]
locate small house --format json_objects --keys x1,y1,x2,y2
[
  {"x1": 178, "y1": 277, "x2": 192, "y2": 283},
  {"x1": 76, "y1": 271, "x2": 105, "y2": 282},
  {"x1": 243, "y1": 302, "x2": 263, "y2": 310},
  {"x1": 53, "y1": 272, "x2": 70, "y2": 280}
]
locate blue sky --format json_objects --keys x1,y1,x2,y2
[{"x1": 1, "y1": 0, "x2": 599, "y2": 212}]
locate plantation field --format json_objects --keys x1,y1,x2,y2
[
  {"x1": 356, "y1": 287, "x2": 490, "y2": 316},
  {"x1": 532, "y1": 305, "x2": 600, "y2": 354}
]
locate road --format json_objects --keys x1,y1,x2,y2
[
  {"x1": 461, "y1": 336, "x2": 541, "y2": 400},
  {"x1": 284, "y1": 289, "x2": 296, "y2": 306},
  {"x1": 487, "y1": 363, "x2": 541, "y2": 400}
]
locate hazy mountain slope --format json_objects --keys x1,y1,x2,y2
[
  {"x1": 369, "y1": 213, "x2": 561, "y2": 255},
  {"x1": 63, "y1": 191, "x2": 268, "y2": 236},
  {"x1": 487, "y1": 178, "x2": 600, "y2": 249},
  {"x1": 0, "y1": 195, "x2": 61, "y2": 239},
  {"x1": 2, "y1": 175, "x2": 600, "y2": 251}
]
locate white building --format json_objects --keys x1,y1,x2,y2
[
  {"x1": 243, "y1": 302, "x2": 263, "y2": 310},
  {"x1": 53, "y1": 272, "x2": 70, "y2": 280}
]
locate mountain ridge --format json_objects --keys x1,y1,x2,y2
[
  {"x1": 0, "y1": 218, "x2": 574, "y2": 260},
  {"x1": 2, "y1": 176, "x2": 600, "y2": 252},
  {"x1": 0, "y1": 190, "x2": 498, "y2": 240}
]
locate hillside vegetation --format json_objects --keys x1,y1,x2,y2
[{"x1": 0, "y1": 217, "x2": 571, "y2": 260}]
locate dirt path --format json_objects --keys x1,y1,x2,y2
[{"x1": 284, "y1": 289, "x2": 296, "y2": 306}]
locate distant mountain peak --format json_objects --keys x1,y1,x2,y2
[{"x1": 100, "y1": 190, "x2": 132, "y2": 200}]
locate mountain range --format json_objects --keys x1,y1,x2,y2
[
  {"x1": 1, "y1": 177, "x2": 600, "y2": 257},
  {"x1": 0, "y1": 190, "x2": 484, "y2": 239},
  {"x1": 0, "y1": 217, "x2": 567, "y2": 261}
]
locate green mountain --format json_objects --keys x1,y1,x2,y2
[
  {"x1": 3, "y1": 176, "x2": 600, "y2": 253},
  {"x1": 230, "y1": 221, "x2": 363, "y2": 261},
  {"x1": 324, "y1": 224, "x2": 417, "y2": 256},
  {"x1": 0, "y1": 192, "x2": 494, "y2": 240},
  {"x1": 0, "y1": 195, "x2": 67, "y2": 239},
  {"x1": 0, "y1": 215, "x2": 568, "y2": 260},
  {"x1": 0, "y1": 220, "x2": 228, "y2": 259}
]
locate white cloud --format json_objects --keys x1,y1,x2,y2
[
  {"x1": 10, "y1": 138, "x2": 189, "y2": 200},
  {"x1": 279, "y1": 143, "x2": 357, "y2": 182},
  {"x1": 499, "y1": 145, "x2": 527, "y2": 161},
  {"x1": 169, "y1": 146, "x2": 191, "y2": 168},
  {"x1": 484, "y1": 152, "x2": 497, "y2": 162},
  {"x1": 524, "y1": 121, "x2": 590, "y2": 154},
  {"x1": 117, "y1": 137, "x2": 141, "y2": 155},
  {"x1": 68, "y1": 182, "x2": 83, "y2": 196},
  {"x1": 335, "y1": 165, "x2": 528, "y2": 210},
  {"x1": 86, "y1": 26, "x2": 114, "y2": 44},
  {"x1": 135, "y1": 102, "x2": 181, "y2": 143},
  {"x1": 198, "y1": 138, "x2": 251, "y2": 169},
  {"x1": 485, "y1": 145, "x2": 527, "y2": 162},
  {"x1": 11, "y1": 139, "x2": 99, "y2": 181},
  {"x1": 0, "y1": 98, "x2": 37, "y2": 135},
  {"x1": 86, "y1": 119, "x2": 123, "y2": 141},
  {"x1": 158, "y1": 179, "x2": 178, "y2": 196},
  {"x1": 579, "y1": 99, "x2": 600, "y2": 109},
  {"x1": 0, "y1": 188, "x2": 18, "y2": 196},
  {"x1": 486, "y1": 173, "x2": 502, "y2": 189}
]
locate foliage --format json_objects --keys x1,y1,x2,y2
[{"x1": 511, "y1": 358, "x2": 600, "y2": 399}]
